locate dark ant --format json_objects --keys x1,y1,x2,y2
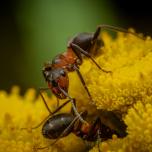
[
  {"x1": 41, "y1": 25, "x2": 144, "y2": 123},
  {"x1": 36, "y1": 99, "x2": 127, "y2": 152}
]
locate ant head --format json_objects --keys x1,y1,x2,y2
[
  {"x1": 42, "y1": 62, "x2": 52, "y2": 81},
  {"x1": 43, "y1": 65, "x2": 69, "y2": 99}
]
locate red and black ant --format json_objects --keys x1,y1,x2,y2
[
  {"x1": 40, "y1": 25, "x2": 144, "y2": 123},
  {"x1": 36, "y1": 99, "x2": 127, "y2": 152}
]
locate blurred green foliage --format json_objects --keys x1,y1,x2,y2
[{"x1": 1, "y1": 0, "x2": 121, "y2": 91}]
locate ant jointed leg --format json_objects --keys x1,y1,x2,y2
[{"x1": 21, "y1": 89, "x2": 79, "y2": 130}]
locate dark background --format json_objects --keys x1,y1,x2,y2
[
  {"x1": 0, "y1": 0, "x2": 152, "y2": 92},
  {"x1": 113, "y1": 0, "x2": 152, "y2": 35}
]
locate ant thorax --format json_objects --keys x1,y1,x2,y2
[{"x1": 52, "y1": 48, "x2": 79, "y2": 71}]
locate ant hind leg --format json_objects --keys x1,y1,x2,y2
[{"x1": 71, "y1": 43, "x2": 111, "y2": 73}]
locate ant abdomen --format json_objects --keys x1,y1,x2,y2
[
  {"x1": 71, "y1": 33, "x2": 93, "y2": 52},
  {"x1": 42, "y1": 113, "x2": 74, "y2": 139}
]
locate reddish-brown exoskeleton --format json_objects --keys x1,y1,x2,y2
[{"x1": 41, "y1": 25, "x2": 143, "y2": 123}]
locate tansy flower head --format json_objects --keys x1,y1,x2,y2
[
  {"x1": 70, "y1": 31, "x2": 152, "y2": 114},
  {"x1": 0, "y1": 86, "x2": 86, "y2": 152},
  {"x1": 1, "y1": 31, "x2": 152, "y2": 152}
]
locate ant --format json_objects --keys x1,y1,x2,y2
[
  {"x1": 41, "y1": 24, "x2": 144, "y2": 123},
  {"x1": 36, "y1": 99, "x2": 127, "y2": 152}
]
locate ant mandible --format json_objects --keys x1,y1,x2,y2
[
  {"x1": 41, "y1": 25, "x2": 144, "y2": 123},
  {"x1": 36, "y1": 99, "x2": 127, "y2": 152}
]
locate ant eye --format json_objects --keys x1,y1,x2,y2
[
  {"x1": 42, "y1": 70, "x2": 48, "y2": 80},
  {"x1": 52, "y1": 80, "x2": 58, "y2": 87},
  {"x1": 60, "y1": 70, "x2": 66, "y2": 76},
  {"x1": 46, "y1": 67, "x2": 51, "y2": 71}
]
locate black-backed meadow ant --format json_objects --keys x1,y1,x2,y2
[
  {"x1": 41, "y1": 25, "x2": 144, "y2": 123},
  {"x1": 36, "y1": 99, "x2": 127, "y2": 152},
  {"x1": 21, "y1": 97, "x2": 127, "y2": 151}
]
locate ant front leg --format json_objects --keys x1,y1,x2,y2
[
  {"x1": 97, "y1": 129, "x2": 102, "y2": 152},
  {"x1": 39, "y1": 87, "x2": 53, "y2": 114},
  {"x1": 21, "y1": 99, "x2": 72, "y2": 130},
  {"x1": 58, "y1": 85, "x2": 88, "y2": 124},
  {"x1": 73, "y1": 64, "x2": 94, "y2": 103},
  {"x1": 71, "y1": 43, "x2": 111, "y2": 73},
  {"x1": 21, "y1": 87, "x2": 52, "y2": 130},
  {"x1": 37, "y1": 99, "x2": 73, "y2": 130}
]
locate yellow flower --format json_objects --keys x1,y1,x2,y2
[
  {"x1": 0, "y1": 86, "x2": 86, "y2": 152},
  {"x1": 1, "y1": 31, "x2": 152, "y2": 152},
  {"x1": 89, "y1": 102, "x2": 152, "y2": 152},
  {"x1": 70, "y1": 31, "x2": 152, "y2": 114}
]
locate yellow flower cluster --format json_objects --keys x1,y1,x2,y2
[
  {"x1": 0, "y1": 87, "x2": 86, "y2": 152},
  {"x1": 90, "y1": 102, "x2": 152, "y2": 152},
  {"x1": 1, "y1": 31, "x2": 152, "y2": 152},
  {"x1": 70, "y1": 31, "x2": 152, "y2": 113}
]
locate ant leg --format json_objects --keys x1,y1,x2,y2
[
  {"x1": 21, "y1": 99, "x2": 72, "y2": 130},
  {"x1": 58, "y1": 86, "x2": 88, "y2": 124},
  {"x1": 70, "y1": 98, "x2": 76, "y2": 115},
  {"x1": 39, "y1": 88, "x2": 64, "y2": 113},
  {"x1": 87, "y1": 117, "x2": 101, "y2": 138},
  {"x1": 70, "y1": 99, "x2": 88, "y2": 119},
  {"x1": 97, "y1": 129, "x2": 101, "y2": 152},
  {"x1": 71, "y1": 43, "x2": 111, "y2": 73},
  {"x1": 39, "y1": 87, "x2": 52, "y2": 114},
  {"x1": 93, "y1": 24, "x2": 145, "y2": 41},
  {"x1": 73, "y1": 64, "x2": 94, "y2": 103},
  {"x1": 21, "y1": 87, "x2": 52, "y2": 130},
  {"x1": 56, "y1": 97, "x2": 60, "y2": 108},
  {"x1": 51, "y1": 99, "x2": 71, "y2": 115},
  {"x1": 85, "y1": 117, "x2": 102, "y2": 152}
]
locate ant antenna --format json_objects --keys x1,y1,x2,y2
[
  {"x1": 93, "y1": 24, "x2": 145, "y2": 41},
  {"x1": 58, "y1": 85, "x2": 88, "y2": 124},
  {"x1": 39, "y1": 88, "x2": 53, "y2": 114}
]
